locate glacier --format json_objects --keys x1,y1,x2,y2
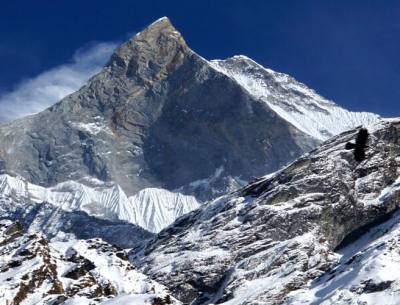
[{"x1": 0, "y1": 174, "x2": 200, "y2": 233}]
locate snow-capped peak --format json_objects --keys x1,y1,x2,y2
[{"x1": 210, "y1": 56, "x2": 380, "y2": 141}]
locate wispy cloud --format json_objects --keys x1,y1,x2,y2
[{"x1": 0, "y1": 42, "x2": 118, "y2": 123}]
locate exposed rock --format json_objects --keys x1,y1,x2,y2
[
  {"x1": 0, "y1": 219, "x2": 180, "y2": 304},
  {"x1": 4, "y1": 221, "x2": 22, "y2": 236},
  {"x1": 351, "y1": 279, "x2": 394, "y2": 294},
  {"x1": 64, "y1": 257, "x2": 95, "y2": 280}
]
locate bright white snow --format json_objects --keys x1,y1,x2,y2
[
  {"x1": 210, "y1": 55, "x2": 380, "y2": 141},
  {"x1": 0, "y1": 174, "x2": 200, "y2": 233}
]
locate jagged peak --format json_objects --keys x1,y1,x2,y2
[{"x1": 106, "y1": 16, "x2": 190, "y2": 74}]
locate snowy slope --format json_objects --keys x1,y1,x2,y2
[
  {"x1": 286, "y1": 208, "x2": 400, "y2": 305},
  {"x1": 129, "y1": 188, "x2": 201, "y2": 233},
  {"x1": 133, "y1": 118, "x2": 400, "y2": 305},
  {"x1": 0, "y1": 174, "x2": 200, "y2": 233},
  {"x1": 210, "y1": 55, "x2": 380, "y2": 141},
  {"x1": 0, "y1": 220, "x2": 180, "y2": 305}
]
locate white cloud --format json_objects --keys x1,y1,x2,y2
[{"x1": 0, "y1": 41, "x2": 118, "y2": 123}]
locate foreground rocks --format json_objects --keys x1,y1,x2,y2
[{"x1": 0, "y1": 220, "x2": 179, "y2": 305}]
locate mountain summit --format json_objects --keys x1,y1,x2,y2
[
  {"x1": 0, "y1": 17, "x2": 379, "y2": 233},
  {"x1": 106, "y1": 16, "x2": 190, "y2": 87}
]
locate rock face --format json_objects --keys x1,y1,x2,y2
[
  {"x1": 132, "y1": 119, "x2": 400, "y2": 305},
  {"x1": 0, "y1": 17, "x2": 377, "y2": 207},
  {"x1": 0, "y1": 219, "x2": 180, "y2": 305}
]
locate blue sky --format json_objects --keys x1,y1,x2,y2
[{"x1": 1, "y1": 0, "x2": 399, "y2": 121}]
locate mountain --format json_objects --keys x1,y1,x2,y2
[
  {"x1": 132, "y1": 119, "x2": 400, "y2": 304},
  {"x1": 0, "y1": 220, "x2": 180, "y2": 305},
  {"x1": 0, "y1": 17, "x2": 379, "y2": 233},
  {"x1": 0, "y1": 16, "x2": 395, "y2": 305}
]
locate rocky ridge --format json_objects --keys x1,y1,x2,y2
[
  {"x1": 133, "y1": 118, "x2": 400, "y2": 305},
  {"x1": 0, "y1": 219, "x2": 179, "y2": 305}
]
